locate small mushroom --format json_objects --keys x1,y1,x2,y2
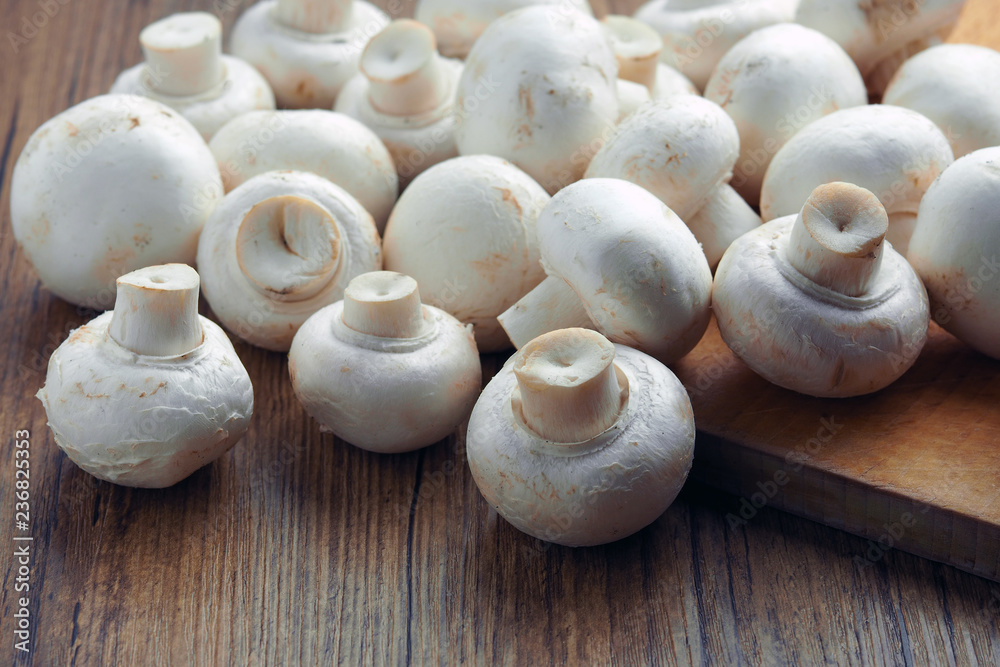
[
  {"x1": 498, "y1": 178, "x2": 713, "y2": 365},
  {"x1": 10, "y1": 94, "x2": 223, "y2": 309},
  {"x1": 703, "y1": 23, "x2": 867, "y2": 208},
  {"x1": 197, "y1": 170, "x2": 382, "y2": 351},
  {"x1": 208, "y1": 110, "x2": 399, "y2": 232},
  {"x1": 714, "y1": 182, "x2": 930, "y2": 397},
  {"x1": 36, "y1": 264, "x2": 254, "y2": 488},
  {"x1": 382, "y1": 155, "x2": 549, "y2": 352},
  {"x1": 335, "y1": 20, "x2": 464, "y2": 189},
  {"x1": 466, "y1": 327, "x2": 695, "y2": 546},
  {"x1": 289, "y1": 271, "x2": 482, "y2": 453},
  {"x1": 110, "y1": 12, "x2": 276, "y2": 141},
  {"x1": 908, "y1": 147, "x2": 1000, "y2": 360},
  {"x1": 453, "y1": 5, "x2": 619, "y2": 194},
  {"x1": 882, "y1": 43, "x2": 1000, "y2": 159},
  {"x1": 230, "y1": 0, "x2": 389, "y2": 109},
  {"x1": 584, "y1": 96, "x2": 761, "y2": 270},
  {"x1": 760, "y1": 104, "x2": 954, "y2": 256}
]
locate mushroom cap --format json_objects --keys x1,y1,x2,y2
[
  {"x1": 414, "y1": 0, "x2": 593, "y2": 59},
  {"x1": 453, "y1": 5, "x2": 619, "y2": 195},
  {"x1": 110, "y1": 55, "x2": 276, "y2": 141},
  {"x1": 760, "y1": 105, "x2": 954, "y2": 222},
  {"x1": 36, "y1": 310, "x2": 253, "y2": 488},
  {"x1": 908, "y1": 147, "x2": 1000, "y2": 360},
  {"x1": 208, "y1": 109, "x2": 398, "y2": 232},
  {"x1": 466, "y1": 338, "x2": 694, "y2": 546},
  {"x1": 536, "y1": 178, "x2": 713, "y2": 364},
  {"x1": 288, "y1": 298, "x2": 482, "y2": 453},
  {"x1": 229, "y1": 0, "x2": 389, "y2": 109},
  {"x1": 10, "y1": 94, "x2": 222, "y2": 310},
  {"x1": 883, "y1": 43, "x2": 1000, "y2": 159},
  {"x1": 197, "y1": 170, "x2": 382, "y2": 351},
  {"x1": 382, "y1": 155, "x2": 549, "y2": 352},
  {"x1": 713, "y1": 215, "x2": 929, "y2": 397},
  {"x1": 704, "y1": 23, "x2": 867, "y2": 207},
  {"x1": 652, "y1": 63, "x2": 698, "y2": 99}
]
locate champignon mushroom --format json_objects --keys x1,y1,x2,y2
[
  {"x1": 382, "y1": 155, "x2": 549, "y2": 352},
  {"x1": 714, "y1": 182, "x2": 930, "y2": 397},
  {"x1": 229, "y1": 0, "x2": 389, "y2": 109},
  {"x1": 208, "y1": 110, "x2": 398, "y2": 232},
  {"x1": 9, "y1": 94, "x2": 222, "y2": 310},
  {"x1": 907, "y1": 147, "x2": 1000, "y2": 360},
  {"x1": 760, "y1": 104, "x2": 954, "y2": 256},
  {"x1": 453, "y1": 5, "x2": 619, "y2": 194},
  {"x1": 335, "y1": 19, "x2": 463, "y2": 189},
  {"x1": 584, "y1": 96, "x2": 761, "y2": 270},
  {"x1": 703, "y1": 23, "x2": 867, "y2": 208},
  {"x1": 633, "y1": 0, "x2": 799, "y2": 91},
  {"x1": 882, "y1": 43, "x2": 1000, "y2": 159},
  {"x1": 36, "y1": 264, "x2": 254, "y2": 488},
  {"x1": 197, "y1": 170, "x2": 381, "y2": 351},
  {"x1": 288, "y1": 271, "x2": 481, "y2": 452},
  {"x1": 414, "y1": 0, "x2": 593, "y2": 60},
  {"x1": 110, "y1": 12, "x2": 275, "y2": 141},
  {"x1": 498, "y1": 178, "x2": 713, "y2": 365},
  {"x1": 466, "y1": 327, "x2": 695, "y2": 546}
]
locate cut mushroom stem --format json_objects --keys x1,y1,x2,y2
[
  {"x1": 513, "y1": 328, "x2": 625, "y2": 444},
  {"x1": 786, "y1": 182, "x2": 888, "y2": 297},
  {"x1": 603, "y1": 15, "x2": 661, "y2": 91},
  {"x1": 342, "y1": 271, "x2": 427, "y2": 339},
  {"x1": 498, "y1": 275, "x2": 594, "y2": 350},
  {"x1": 274, "y1": 0, "x2": 352, "y2": 33},
  {"x1": 108, "y1": 264, "x2": 203, "y2": 357},
  {"x1": 361, "y1": 20, "x2": 448, "y2": 117},
  {"x1": 139, "y1": 12, "x2": 225, "y2": 97}
]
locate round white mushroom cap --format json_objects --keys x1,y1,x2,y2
[{"x1": 10, "y1": 94, "x2": 222, "y2": 310}]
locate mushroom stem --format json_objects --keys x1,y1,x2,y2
[
  {"x1": 362, "y1": 20, "x2": 447, "y2": 117},
  {"x1": 139, "y1": 12, "x2": 225, "y2": 97},
  {"x1": 785, "y1": 182, "x2": 888, "y2": 297},
  {"x1": 274, "y1": 0, "x2": 353, "y2": 34},
  {"x1": 603, "y1": 15, "x2": 661, "y2": 91},
  {"x1": 513, "y1": 328, "x2": 624, "y2": 443},
  {"x1": 498, "y1": 275, "x2": 595, "y2": 350},
  {"x1": 341, "y1": 271, "x2": 427, "y2": 338},
  {"x1": 108, "y1": 264, "x2": 204, "y2": 357}
]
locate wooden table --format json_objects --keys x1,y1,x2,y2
[{"x1": 2, "y1": 0, "x2": 999, "y2": 664}]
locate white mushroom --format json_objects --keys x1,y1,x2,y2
[
  {"x1": 633, "y1": 0, "x2": 799, "y2": 91},
  {"x1": 229, "y1": 0, "x2": 389, "y2": 109},
  {"x1": 453, "y1": 5, "x2": 619, "y2": 194},
  {"x1": 10, "y1": 94, "x2": 222, "y2": 309},
  {"x1": 760, "y1": 104, "x2": 954, "y2": 256},
  {"x1": 908, "y1": 147, "x2": 1000, "y2": 360},
  {"x1": 208, "y1": 110, "x2": 398, "y2": 232},
  {"x1": 414, "y1": 0, "x2": 593, "y2": 60},
  {"x1": 584, "y1": 97, "x2": 760, "y2": 270},
  {"x1": 288, "y1": 271, "x2": 481, "y2": 452},
  {"x1": 713, "y1": 182, "x2": 929, "y2": 397},
  {"x1": 335, "y1": 20, "x2": 463, "y2": 188},
  {"x1": 197, "y1": 170, "x2": 381, "y2": 351},
  {"x1": 382, "y1": 155, "x2": 549, "y2": 352},
  {"x1": 466, "y1": 327, "x2": 695, "y2": 546},
  {"x1": 882, "y1": 43, "x2": 1000, "y2": 159},
  {"x1": 498, "y1": 178, "x2": 713, "y2": 365},
  {"x1": 703, "y1": 23, "x2": 867, "y2": 207},
  {"x1": 36, "y1": 264, "x2": 254, "y2": 488},
  {"x1": 110, "y1": 12, "x2": 276, "y2": 141}
]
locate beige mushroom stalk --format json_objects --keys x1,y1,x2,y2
[
  {"x1": 10, "y1": 94, "x2": 222, "y2": 309},
  {"x1": 714, "y1": 182, "x2": 929, "y2": 398},
  {"x1": 230, "y1": 0, "x2": 389, "y2": 109},
  {"x1": 110, "y1": 12, "x2": 275, "y2": 141},
  {"x1": 466, "y1": 327, "x2": 695, "y2": 546},
  {"x1": 335, "y1": 20, "x2": 463, "y2": 189},
  {"x1": 36, "y1": 264, "x2": 254, "y2": 488},
  {"x1": 289, "y1": 271, "x2": 481, "y2": 453},
  {"x1": 197, "y1": 171, "x2": 382, "y2": 351}
]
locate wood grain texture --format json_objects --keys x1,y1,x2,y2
[{"x1": 0, "y1": 0, "x2": 999, "y2": 665}]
